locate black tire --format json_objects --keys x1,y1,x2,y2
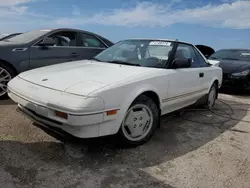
[
  {"x1": 0, "y1": 62, "x2": 16, "y2": 100},
  {"x1": 204, "y1": 82, "x2": 218, "y2": 109},
  {"x1": 117, "y1": 95, "x2": 160, "y2": 147}
]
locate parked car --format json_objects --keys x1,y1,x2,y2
[
  {"x1": 0, "y1": 33, "x2": 22, "y2": 41},
  {"x1": 209, "y1": 49, "x2": 250, "y2": 90},
  {"x1": 0, "y1": 28, "x2": 114, "y2": 99},
  {"x1": 8, "y1": 39, "x2": 222, "y2": 146}
]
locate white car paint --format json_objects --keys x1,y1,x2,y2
[
  {"x1": 7, "y1": 39, "x2": 223, "y2": 140},
  {"x1": 207, "y1": 59, "x2": 220, "y2": 67},
  {"x1": 8, "y1": 59, "x2": 222, "y2": 138}
]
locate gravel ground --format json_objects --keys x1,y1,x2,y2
[{"x1": 1, "y1": 93, "x2": 250, "y2": 188}]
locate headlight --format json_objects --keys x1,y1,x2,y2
[{"x1": 231, "y1": 70, "x2": 250, "y2": 77}]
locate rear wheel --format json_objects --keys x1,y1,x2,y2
[
  {"x1": 205, "y1": 82, "x2": 218, "y2": 109},
  {"x1": 118, "y1": 95, "x2": 160, "y2": 147},
  {"x1": 0, "y1": 62, "x2": 15, "y2": 99}
]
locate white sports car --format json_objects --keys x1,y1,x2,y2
[{"x1": 7, "y1": 39, "x2": 222, "y2": 146}]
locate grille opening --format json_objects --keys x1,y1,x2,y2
[{"x1": 24, "y1": 107, "x2": 63, "y2": 125}]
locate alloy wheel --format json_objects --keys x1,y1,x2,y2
[
  {"x1": 121, "y1": 104, "x2": 154, "y2": 141},
  {"x1": 0, "y1": 67, "x2": 12, "y2": 97}
]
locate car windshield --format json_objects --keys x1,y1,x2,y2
[
  {"x1": 94, "y1": 39, "x2": 174, "y2": 68},
  {"x1": 4, "y1": 29, "x2": 51, "y2": 43},
  {"x1": 209, "y1": 49, "x2": 250, "y2": 61}
]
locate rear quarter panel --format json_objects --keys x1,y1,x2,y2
[{"x1": 203, "y1": 66, "x2": 223, "y2": 91}]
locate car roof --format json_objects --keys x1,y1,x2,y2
[
  {"x1": 45, "y1": 28, "x2": 105, "y2": 36},
  {"x1": 49, "y1": 28, "x2": 97, "y2": 34}
]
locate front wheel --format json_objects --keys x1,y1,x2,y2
[{"x1": 117, "y1": 95, "x2": 160, "y2": 147}]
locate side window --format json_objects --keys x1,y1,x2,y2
[
  {"x1": 40, "y1": 31, "x2": 78, "y2": 47},
  {"x1": 81, "y1": 33, "x2": 106, "y2": 48},
  {"x1": 193, "y1": 47, "x2": 209, "y2": 67},
  {"x1": 174, "y1": 44, "x2": 200, "y2": 68}
]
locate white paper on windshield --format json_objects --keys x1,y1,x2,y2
[
  {"x1": 149, "y1": 41, "x2": 172, "y2": 46},
  {"x1": 155, "y1": 56, "x2": 169, "y2": 60},
  {"x1": 242, "y1": 53, "x2": 250, "y2": 56}
]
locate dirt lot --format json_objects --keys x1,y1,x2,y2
[{"x1": 1, "y1": 93, "x2": 250, "y2": 188}]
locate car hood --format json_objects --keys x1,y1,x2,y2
[
  {"x1": 217, "y1": 59, "x2": 250, "y2": 73},
  {"x1": 18, "y1": 60, "x2": 155, "y2": 96}
]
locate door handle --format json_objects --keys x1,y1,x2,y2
[{"x1": 199, "y1": 72, "x2": 204, "y2": 77}]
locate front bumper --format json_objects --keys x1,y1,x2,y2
[
  {"x1": 11, "y1": 94, "x2": 102, "y2": 138},
  {"x1": 16, "y1": 106, "x2": 78, "y2": 141},
  {"x1": 7, "y1": 77, "x2": 120, "y2": 138},
  {"x1": 8, "y1": 90, "x2": 104, "y2": 127},
  {"x1": 222, "y1": 73, "x2": 250, "y2": 89}
]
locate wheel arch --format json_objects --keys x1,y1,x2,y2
[
  {"x1": 214, "y1": 79, "x2": 219, "y2": 87},
  {"x1": 125, "y1": 87, "x2": 162, "y2": 112},
  {"x1": 209, "y1": 76, "x2": 220, "y2": 89},
  {"x1": 0, "y1": 59, "x2": 18, "y2": 76},
  {"x1": 139, "y1": 91, "x2": 161, "y2": 109},
  {"x1": 208, "y1": 78, "x2": 219, "y2": 99},
  {"x1": 213, "y1": 79, "x2": 219, "y2": 99},
  {"x1": 114, "y1": 86, "x2": 162, "y2": 134}
]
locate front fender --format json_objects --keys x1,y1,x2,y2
[
  {"x1": 124, "y1": 84, "x2": 162, "y2": 110},
  {"x1": 112, "y1": 84, "x2": 162, "y2": 134}
]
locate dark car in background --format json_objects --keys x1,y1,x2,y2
[
  {"x1": 0, "y1": 33, "x2": 22, "y2": 41},
  {"x1": 209, "y1": 49, "x2": 250, "y2": 90},
  {"x1": 0, "y1": 28, "x2": 114, "y2": 98}
]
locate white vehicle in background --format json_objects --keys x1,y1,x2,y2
[{"x1": 7, "y1": 39, "x2": 222, "y2": 146}]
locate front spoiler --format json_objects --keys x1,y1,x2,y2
[{"x1": 16, "y1": 106, "x2": 77, "y2": 142}]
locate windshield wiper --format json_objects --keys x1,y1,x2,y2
[
  {"x1": 221, "y1": 57, "x2": 239, "y2": 60},
  {"x1": 107, "y1": 60, "x2": 141, "y2": 66},
  {"x1": 90, "y1": 57, "x2": 102, "y2": 62}
]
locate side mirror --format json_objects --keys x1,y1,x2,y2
[
  {"x1": 39, "y1": 37, "x2": 56, "y2": 46},
  {"x1": 172, "y1": 59, "x2": 191, "y2": 68}
]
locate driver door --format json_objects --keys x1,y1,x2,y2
[
  {"x1": 29, "y1": 31, "x2": 81, "y2": 69},
  {"x1": 163, "y1": 43, "x2": 204, "y2": 113}
]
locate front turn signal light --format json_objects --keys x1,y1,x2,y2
[
  {"x1": 106, "y1": 109, "x2": 118, "y2": 116},
  {"x1": 55, "y1": 111, "x2": 68, "y2": 119}
]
